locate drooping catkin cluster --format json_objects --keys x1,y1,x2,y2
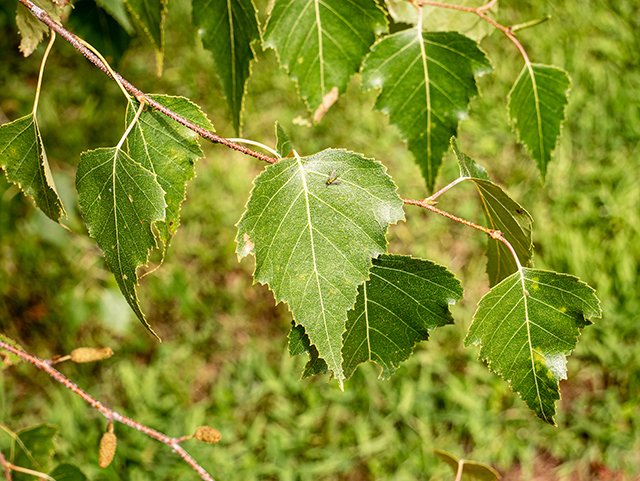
[
  {"x1": 194, "y1": 426, "x2": 221, "y2": 444},
  {"x1": 71, "y1": 347, "x2": 114, "y2": 363},
  {"x1": 99, "y1": 424, "x2": 117, "y2": 468}
]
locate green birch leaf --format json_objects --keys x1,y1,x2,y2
[
  {"x1": 465, "y1": 268, "x2": 601, "y2": 424},
  {"x1": 0, "y1": 114, "x2": 65, "y2": 223},
  {"x1": 126, "y1": 95, "x2": 213, "y2": 246},
  {"x1": 49, "y1": 464, "x2": 88, "y2": 481},
  {"x1": 94, "y1": 0, "x2": 135, "y2": 34},
  {"x1": 288, "y1": 323, "x2": 329, "y2": 379},
  {"x1": 13, "y1": 424, "x2": 59, "y2": 481},
  {"x1": 434, "y1": 450, "x2": 501, "y2": 481},
  {"x1": 263, "y1": 0, "x2": 387, "y2": 117},
  {"x1": 123, "y1": 0, "x2": 166, "y2": 73},
  {"x1": 275, "y1": 121, "x2": 293, "y2": 158},
  {"x1": 76, "y1": 147, "x2": 166, "y2": 337},
  {"x1": 386, "y1": 0, "x2": 496, "y2": 42},
  {"x1": 193, "y1": 0, "x2": 260, "y2": 135},
  {"x1": 361, "y1": 29, "x2": 492, "y2": 192},
  {"x1": 343, "y1": 254, "x2": 463, "y2": 379},
  {"x1": 15, "y1": 0, "x2": 63, "y2": 57},
  {"x1": 452, "y1": 139, "x2": 533, "y2": 286},
  {"x1": 237, "y1": 148, "x2": 404, "y2": 385},
  {"x1": 507, "y1": 64, "x2": 570, "y2": 181}
]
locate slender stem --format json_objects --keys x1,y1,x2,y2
[
  {"x1": 0, "y1": 341, "x2": 216, "y2": 481},
  {"x1": 32, "y1": 32, "x2": 55, "y2": 115},
  {"x1": 0, "y1": 451, "x2": 12, "y2": 481},
  {"x1": 403, "y1": 197, "x2": 522, "y2": 268},
  {"x1": 77, "y1": 38, "x2": 131, "y2": 102},
  {"x1": 454, "y1": 459, "x2": 464, "y2": 481},
  {"x1": 412, "y1": 0, "x2": 531, "y2": 65},
  {"x1": 17, "y1": 0, "x2": 277, "y2": 165},
  {"x1": 427, "y1": 176, "x2": 467, "y2": 203},
  {"x1": 3, "y1": 463, "x2": 54, "y2": 481},
  {"x1": 116, "y1": 101, "x2": 145, "y2": 152},
  {"x1": 225, "y1": 138, "x2": 280, "y2": 159}
]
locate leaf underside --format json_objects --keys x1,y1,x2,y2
[
  {"x1": 123, "y1": 0, "x2": 166, "y2": 71},
  {"x1": 126, "y1": 94, "x2": 213, "y2": 246},
  {"x1": 361, "y1": 29, "x2": 492, "y2": 192},
  {"x1": 237, "y1": 148, "x2": 404, "y2": 384},
  {"x1": 434, "y1": 449, "x2": 501, "y2": 481},
  {"x1": 465, "y1": 268, "x2": 601, "y2": 424},
  {"x1": 508, "y1": 64, "x2": 570, "y2": 181},
  {"x1": 452, "y1": 139, "x2": 533, "y2": 286},
  {"x1": 264, "y1": 0, "x2": 387, "y2": 116},
  {"x1": 15, "y1": 0, "x2": 63, "y2": 56},
  {"x1": 13, "y1": 424, "x2": 59, "y2": 481},
  {"x1": 342, "y1": 254, "x2": 463, "y2": 379},
  {"x1": 192, "y1": 0, "x2": 260, "y2": 135},
  {"x1": 0, "y1": 114, "x2": 65, "y2": 223}
]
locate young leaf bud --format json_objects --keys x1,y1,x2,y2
[
  {"x1": 70, "y1": 347, "x2": 113, "y2": 363},
  {"x1": 99, "y1": 432, "x2": 117, "y2": 468},
  {"x1": 194, "y1": 426, "x2": 221, "y2": 444}
]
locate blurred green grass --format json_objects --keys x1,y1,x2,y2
[{"x1": 1, "y1": 0, "x2": 639, "y2": 479}]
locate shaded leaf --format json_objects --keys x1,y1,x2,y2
[
  {"x1": 275, "y1": 121, "x2": 293, "y2": 158},
  {"x1": 342, "y1": 254, "x2": 462, "y2": 379},
  {"x1": 452, "y1": 138, "x2": 533, "y2": 286},
  {"x1": 13, "y1": 424, "x2": 58, "y2": 481},
  {"x1": 434, "y1": 450, "x2": 501, "y2": 481},
  {"x1": 0, "y1": 113, "x2": 65, "y2": 223},
  {"x1": 193, "y1": 0, "x2": 260, "y2": 135},
  {"x1": 94, "y1": 0, "x2": 135, "y2": 34},
  {"x1": 386, "y1": 0, "x2": 496, "y2": 41},
  {"x1": 15, "y1": 0, "x2": 63, "y2": 56},
  {"x1": 465, "y1": 268, "x2": 601, "y2": 424},
  {"x1": 264, "y1": 0, "x2": 387, "y2": 115},
  {"x1": 507, "y1": 64, "x2": 570, "y2": 180},
  {"x1": 237, "y1": 148, "x2": 404, "y2": 384},
  {"x1": 288, "y1": 323, "x2": 330, "y2": 379},
  {"x1": 68, "y1": 0, "x2": 132, "y2": 66},
  {"x1": 50, "y1": 463, "x2": 88, "y2": 481},
  {"x1": 123, "y1": 0, "x2": 166, "y2": 73},
  {"x1": 361, "y1": 29, "x2": 491, "y2": 192},
  {"x1": 126, "y1": 95, "x2": 213, "y2": 246},
  {"x1": 76, "y1": 147, "x2": 166, "y2": 337}
]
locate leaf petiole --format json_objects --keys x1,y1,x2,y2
[
  {"x1": 115, "y1": 101, "x2": 145, "y2": 152},
  {"x1": 225, "y1": 138, "x2": 280, "y2": 158},
  {"x1": 77, "y1": 38, "x2": 131, "y2": 102},
  {"x1": 32, "y1": 31, "x2": 55, "y2": 115}
]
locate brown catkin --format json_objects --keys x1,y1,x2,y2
[
  {"x1": 99, "y1": 431, "x2": 117, "y2": 468},
  {"x1": 194, "y1": 426, "x2": 221, "y2": 444},
  {"x1": 70, "y1": 347, "x2": 113, "y2": 363}
]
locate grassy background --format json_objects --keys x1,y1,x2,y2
[{"x1": 1, "y1": 0, "x2": 639, "y2": 479}]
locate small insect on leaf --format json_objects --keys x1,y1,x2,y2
[{"x1": 326, "y1": 170, "x2": 341, "y2": 186}]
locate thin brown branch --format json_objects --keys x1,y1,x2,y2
[
  {"x1": 0, "y1": 340, "x2": 216, "y2": 481},
  {"x1": 403, "y1": 197, "x2": 523, "y2": 269},
  {"x1": 412, "y1": 0, "x2": 531, "y2": 64},
  {"x1": 0, "y1": 450, "x2": 12, "y2": 481},
  {"x1": 17, "y1": 0, "x2": 277, "y2": 165}
]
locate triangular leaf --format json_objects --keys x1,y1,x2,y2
[
  {"x1": 275, "y1": 121, "x2": 293, "y2": 159},
  {"x1": 237, "y1": 148, "x2": 404, "y2": 384},
  {"x1": 76, "y1": 147, "x2": 166, "y2": 337},
  {"x1": 434, "y1": 450, "x2": 501, "y2": 481},
  {"x1": 126, "y1": 95, "x2": 213, "y2": 246},
  {"x1": 264, "y1": 0, "x2": 387, "y2": 116},
  {"x1": 342, "y1": 254, "x2": 463, "y2": 379},
  {"x1": 123, "y1": 0, "x2": 166, "y2": 73},
  {"x1": 288, "y1": 323, "x2": 329, "y2": 379},
  {"x1": 386, "y1": 0, "x2": 497, "y2": 41},
  {"x1": 361, "y1": 29, "x2": 492, "y2": 192},
  {"x1": 507, "y1": 64, "x2": 570, "y2": 180},
  {"x1": 465, "y1": 268, "x2": 601, "y2": 424},
  {"x1": 15, "y1": 0, "x2": 63, "y2": 57},
  {"x1": 193, "y1": 0, "x2": 260, "y2": 135},
  {"x1": 452, "y1": 139, "x2": 533, "y2": 286},
  {"x1": 13, "y1": 424, "x2": 59, "y2": 481},
  {"x1": 50, "y1": 463, "x2": 88, "y2": 481},
  {"x1": 0, "y1": 113, "x2": 65, "y2": 223}
]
